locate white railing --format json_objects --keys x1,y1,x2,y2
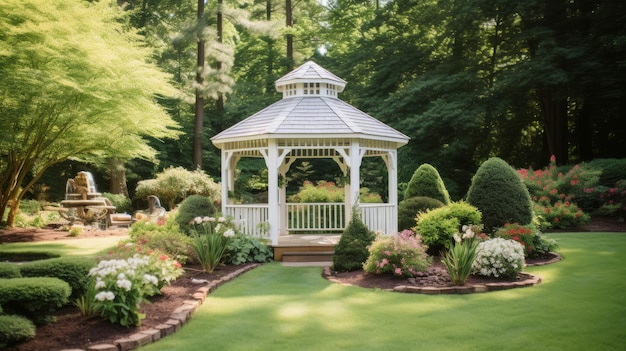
[
  {"x1": 360, "y1": 203, "x2": 396, "y2": 235},
  {"x1": 286, "y1": 203, "x2": 345, "y2": 233},
  {"x1": 225, "y1": 204, "x2": 269, "y2": 239},
  {"x1": 225, "y1": 203, "x2": 397, "y2": 238}
]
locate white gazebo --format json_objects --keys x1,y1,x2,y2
[{"x1": 211, "y1": 61, "x2": 409, "y2": 245}]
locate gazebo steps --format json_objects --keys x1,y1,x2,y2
[{"x1": 281, "y1": 250, "x2": 335, "y2": 263}]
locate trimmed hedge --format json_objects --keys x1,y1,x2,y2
[
  {"x1": 0, "y1": 251, "x2": 60, "y2": 262},
  {"x1": 0, "y1": 277, "x2": 71, "y2": 324},
  {"x1": 404, "y1": 164, "x2": 451, "y2": 204},
  {"x1": 398, "y1": 196, "x2": 445, "y2": 231},
  {"x1": 0, "y1": 314, "x2": 36, "y2": 348},
  {"x1": 19, "y1": 256, "x2": 96, "y2": 299},
  {"x1": 0, "y1": 263, "x2": 21, "y2": 279},
  {"x1": 466, "y1": 157, "x2": 533, "y2": 233}
]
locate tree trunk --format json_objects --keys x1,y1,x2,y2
[
  {"x1": 108, "y1": 158, "x2": 129, "y2": 197},
  {"x1": 286, "y1": 0, "x2": 293, "y2": 70},
  {"x1": 194, "y1": 0, "x2": 205, "y2": 169},
  {"x1": 539, "y1": 89, "x2": 569, "y2": 165}
]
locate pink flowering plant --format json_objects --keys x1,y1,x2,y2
[
  {"x1": 190, "y1": 216, "x2": 236, "y2": 273},
  {"x1": 441, "y1": 225, "x2": 485, "y2": 285},
  {"x1": 517, "y1": 155, "x2": 597, "y2": 229},
  {"x1": 88, "y1": 253, "x2": 183, "y2": 327},
  {"x1": 363, "y1": 230, "x2": 431, "y2": 277}
]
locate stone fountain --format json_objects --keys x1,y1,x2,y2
[{"x1": 60, "y1": 171, "x2": 116, "y2": 227}]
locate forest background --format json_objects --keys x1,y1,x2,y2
[{"x1": 2, "y1": 0, "x2": 625, "y2": 214}]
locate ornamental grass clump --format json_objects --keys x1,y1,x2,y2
[
  {"x1": 441, "y1": 225, "x2": 484, "y2": 285},
  {"x1": 472, "y1": 238, "x2": 525, "y2": 279},
  {"x1": 190, "y1": 216, "x2": 235, "y2": 273},
  {"x1": 363, "y1": 230, "x2": 431, "y2": 277},
  {"x1": 89, "y1": 253, "x2": 183, "y2": 327}
]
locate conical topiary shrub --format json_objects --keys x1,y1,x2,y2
[
  {"x1": 332, "y1": 208, "x2": 376, "y2": 272},
  {"x1": 404, "y1": 164, "x2": 451, "y2": 204},
  {"x1": 466, "y1": 157, "x2": 533, "y2": 233}
]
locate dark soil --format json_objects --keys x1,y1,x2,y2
[{"x1": 1, "y1": 216, "x2": 623, "y2": 351}]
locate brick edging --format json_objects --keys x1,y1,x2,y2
[
  {"x1": 62, "y1": 264, "x2": 260, "y2": 351},
  {"x1": 322, "y1": 252, "x2": 562, "y2": 295}
]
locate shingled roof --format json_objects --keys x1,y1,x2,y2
[{"x1": 211, "y1": 61, "x2": 409, "y2": 145}]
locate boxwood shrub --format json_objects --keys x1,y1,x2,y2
[
  {"x1": 175, "y1": 194, "x2": 217, "y2": 234},
  {"x1": 0, "y1": 263, "x2": 21, "y2": 279},
  {"x1": 398, "y1": 196, "x2": 445, "y2": 231},
  {"x1": 415, "y1": 201, "x2": 482, "y2": 255},
  {"x1": 404, "y1": 164, "x2": 451, "y2": 204},
  {"x1": 19, "y1": 256, "x2": 96, "y2": 299},
  {"x1": 0, "y1": 251, "x2": 60, "y2": 262},
  {"x1": 466, "y1": 157, "x2": 533, "y2": 233},
  {"x1": 0, "y1": 314, "x2": 36, "y2": 348},
  {"x1": 0, "y1": 277, "x2": 71, "y2": 324}
]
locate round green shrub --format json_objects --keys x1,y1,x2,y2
[
  {"x1": 0, "y1": 263, "x2": 21, "y2": 279},
  {"x1": 332, "y1": 211, "x2": 376, "y2": 272},
  {"x1": 0, "y1": 277, "x2": 71, "y2": 324},
  {"x1": 404, "y1": 164, "x2": 451, "y2": 204},
  {"x1": 19, "y1": 256, "x2": 96, "y2": 299},
  {"x1": 466, "y1": 157, "x2": 533, "y2": 233},
  {"x1": 175, "y1": 194, "x2": 217, "y2": 234},
  {"x1": 415, "y1": 201, "x2": 482, "y2": 255},
  {"x1": 0, "y1": 314, "x2": 36, "y2": 348},
  {"x1": 398, "y1": 196, "x2": 445, "y2": 231},
  {"x1": 102, "y1": 192, "x2": 132, "y2": 213}
]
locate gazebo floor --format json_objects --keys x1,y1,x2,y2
[{"x1": 272, "y1": 234, "x2": 340, "y2": 263}]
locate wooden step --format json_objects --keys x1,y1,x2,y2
[{"x1": 281, "y1": 251, "x2": 334, "y2": 263}]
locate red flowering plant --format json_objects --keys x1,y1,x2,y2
[
  {"x1": 518, "y1": 155, "x2": 597, "y2": 229},
  {"x1": 597, "y1": 180, "x2": 626, "y2": 219},
  {"x1": 495, "y1": 222, "x2": 558, "y2": 258}
]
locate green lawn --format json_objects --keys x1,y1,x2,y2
[
  {"x1": 0, "y1": 236, "x2": 124, "y2": 257},
  {"x1": 140, "y1": 232, "x2": 626, "y2": 351}
]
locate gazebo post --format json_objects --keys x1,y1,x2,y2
[
  {"x1": 347, "y1": 140, "x2": 363, "y2": 222},
  {"x1": 266, "y1": 139, "x2": 280, "y2": 245},
  {"x1": 387, "y1": 150, "x2": 399, "y2": 234}
]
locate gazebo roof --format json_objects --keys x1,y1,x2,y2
[{"x1": 211, "y1": 61, "x2": 409, "y2": 146}]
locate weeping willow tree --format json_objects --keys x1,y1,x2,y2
[{"x1": 0, "y1": 0, "x2": 181, "y2": 227}]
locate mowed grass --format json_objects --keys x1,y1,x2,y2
[
  {"x1": 0, "y1": 235, "x2": 124, "y2": 256},
  {"x1": 140, "y1": 232, "x2": 626, "y2": 351}
]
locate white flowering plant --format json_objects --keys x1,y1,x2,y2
[
  {"x1": 88, "y1": 253, "x2": 183, "y2": 327},
  {"x1": 472, "y1": 238, "x2": 525, "y2": 279},
  {"x1": 190, "y1": 216, "x2": 236, "y2": 273}
]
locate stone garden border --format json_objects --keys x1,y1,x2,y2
[{"x1": 60, "y1": 264, "x2": 260, "y2": 351}]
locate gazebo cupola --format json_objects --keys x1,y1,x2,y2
[
  {"x1": 275, "y1": 62, "x2": 346, "y2": 99},
  {"x1": 212, "y1": 61, "x2": 409, "y2": 245}
]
